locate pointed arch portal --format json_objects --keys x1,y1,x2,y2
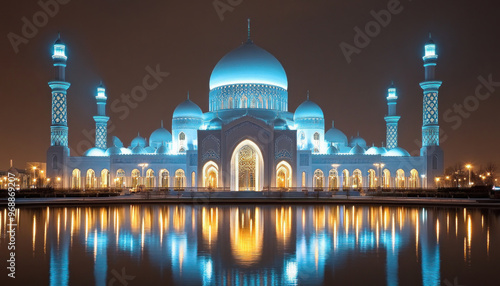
[{"x1": 231, "y1": 139, "x2": 264, "y2": 191}]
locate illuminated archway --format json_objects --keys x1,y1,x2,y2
[
  {"x1": 276, "y1": 161, "x2": 292, "y2": 188},
  {"x1": 159, "y1": 169, "x2": 169, "y2": 188},
  {"x1": 396, "y1": 169, "x2": 405, "y2": 188},
  {"x1": 174, "y1": 169, "x2": 186, "y2": 189},
  {"x1": 71, "y1": 169, "x2": 81, "y2": 189},
  {"x1": 328, "y1": 169, "x2": 339, "y2": 190},
  {"x1": 203, "y1": 161, "x2": 218, "y2": 189},
  {"x1": 368, "y1": 169, "x2": 376, "y2": 188},
  {"x1": 146, "y1": 169, "x2": 155, "y2": 188},
  {"x1": 131, "y1": 169, "x2": 140, "y2": 188},
  {"x1": 86, "y1": 169, "x2": 96, "y2": 189},
  {"x1": 383, "y1": 169, "x2": 391, "y2": 188},
  {"x1": 353, "y1": 169, "x2": 362, "y2": 188},
  {"x1": 410, "y1": 169, "x2": 420, "y2": 188},
  {"x1": 101, "y1": 169, "x2": 109, "y2": 188},
  {"x1": 313, "y1": 169, "x2": 324, "y2": 189},
  {"x1": 342, "y1": 169, "x2": 350, "y2": 188},
  {"x1": 230, "y1": 140, "x2": 264, "y2": 191},
  {"x1": 116, "y1": 169, "x2": 125, "y2": 187}
]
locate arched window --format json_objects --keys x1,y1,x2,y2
[
  {"x1": 383, "y1": 169, "x2": 391, "y2": 188},
  {"x1": 131, "y1": 169, "x2": 140, "y2": 188},
  {"x1": 192, "y1": 172, "x2": 196, "y2": 188},
  {"x1": 203, "y1": 162, "x2": 218, "y2": 189},
  {"x1": 328, "y1": 169, "x2": 339, "y2": 190},
  {"x1": 313, "y1": 169, "x2": 324, "y2": 189},
  {"x1": 410, "y1": 169, "x2": 419, "y2": 188},
  {"x1": 396, "y1": 169, "x2": 405, "y2": 188},
  {"x1": 250, "y1": 98, "x2": 257, "y2": 108},
  {"x1": 116, "y1": 169, "x2": 125, "y2": 187},
  {"x1": 52, "y1": 155, "x2": 58, "y2": 169},
  {"x1": 175, "y1": 169, "x2": 186, "y2": 189},
  {"x1": 86, "y1": 169, "x2": 96, "y2": 189},
  {"x1": 228, "y1": 97, "x2": 233, "y2": 109},
  {"x1": 432, "y1": 155, "x2": 438, "y2": 170},
  {"x1": 240, "y1": 96, "x2": 248, "y2": 108},
  {"x1": 276, "y1": 161, "x2": 292, "y2": 188},
  {"x1": 101, "y1": 169, "x2": 109, "y2": 188},
  {"x1": 159, "y1": 169, "x2": 169, "y2": 188},
  {"x1": 368, "y1": 169, "x2": 376, "y2": 188},
  {"x1": 258, "y1": 96, "x2": 263, "y2": 108},
  {"x1": 313, "y1": 132, "x2": 320, "y2": 153},
  {"x1": 302, "y1": 172, "x2": 306, "y2": 188},
  {"x1": 342, "y1": 169, "x2": 350, "y2": 188},
  {"x1": 146, "y1": 169, "x2": 155, "y2": 188},
  {"x1": 353, "y1": 169, "x2": 362, "y2": 189},
  {"x1": 72, "y1": 169, "x2": 81, "y2": 189},
  {"x1": 299, "y1": 132, "x2": 306, "y2": 149},
  {"x1": 179, "y1": 132, "x2": 186, "y2": 152}
]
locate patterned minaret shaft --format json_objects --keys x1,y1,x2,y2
[
  {"x1": 94, "y1": 83, "x2": 109, "y2": 149},
  {"x1": 419, "y1": 35, "x2": 442, "y2": 147},
  {"x1": 384, "y1": 83, "x2": 400, "y2": 149},
  {"x1": 49, "y1": 34, "x2": 71, "y2": 147}
]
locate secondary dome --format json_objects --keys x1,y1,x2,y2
[
  {"x1": 349, "y1": 144, "x2": 365, "y2": 155},
  {"x1": 294, "y1": 98, "x2": 324, "y2": 120},
  {"x1": 383, "y1": 147, "x2": 410, "y2": 157},
  {"x1": 84, "y1": 147, "x2": 106, "y2": 157},
  {"x1": 350, "y1": 135, "x2": 367, "y2": 148},
  {"x1": 149, "y1": 125, "x2": 172, "y2": 148},
  {"x1": 173, "y1": 98, "x2": 203, "y2": 119},
  {"x1": 130, "y1": 134, "x2": 146, "y2": 148},
  {"x1": 209, "y1": 41, "x2": 288, "y2": 90},
  {"x1": 325, "y1": 122, "x2": 348, "y2": 146}
]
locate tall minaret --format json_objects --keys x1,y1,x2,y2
[
  {"x1": 47, "y1": 34, "x2": 71, "y2": 188},
  {"x1": 49, "y1": 34, "x2": 71, "y2": 147},
  {"x1": 384, "y1": 83, "x2": 400, "y2": 149},
  {"x1": 419, "y1": 34, "x2": 444, "y2": 187},
  {"x1": 93, "y1": 83, "x2": 109, "y2": 149}
]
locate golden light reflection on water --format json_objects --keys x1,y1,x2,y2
[{"x1": 3, "y1": 205, "x2": 499, "y2": 285}]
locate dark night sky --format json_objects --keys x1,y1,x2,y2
[{"x1": 1, "y1": 0, "x2": 499, "y2": 171}]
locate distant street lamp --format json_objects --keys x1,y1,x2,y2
[
  {"x1": 421, "y1": 174, "x2": 426, "y2": 189},
  {"x1": 466, "y1": 164, "x2": 472, "y2": 187}
]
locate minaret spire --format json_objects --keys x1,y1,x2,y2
[
  {"x1": 247, "y1": 18, "x2": 251, "y2": 41},
  {"x1": 94, "y1": 83, "x2": 109, "y2": 149},
  {"x1": 307, "y1": 90, "x2": 310, "y2": 100},
  {"x1": 187, "y1": 91, "x2": 190, "y2": 100},
  {"x1": 384, "y1": 82, "x2": 400, "y2": 149}
]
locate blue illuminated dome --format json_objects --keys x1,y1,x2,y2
[
  {"x1": 325, "y1": 122, "x2": 348, "y2": 145},
  {"x1": 350, "y1": 136, "x2": 367, "y2": 149},
  {"x1": 130, "y1": 134, "x2": 147, "y2": 148},
  {"x1": 156, "y1": 144, "x2": 169, "y2": 154},
  {"x1": 84, "y1": 147, "x2": 107, "y2": 157},
  {"x1": 273, "y1": 118, "x2": 288, "y2": 130},
  {"x1": 383, "y1": 147, "x2": 410, "y2": 157},
  {"x1": 149, "y1": 126, "x2": 172, "y2": 148},
  {"x1": 349, "y1": 144, "x2": 365, "y2": 155},
  {"x1": 327, "y1": 145, "x2": 339, "y2": 155},
  {"x1": 173, "y1": 98, "x2": 203, "y2": 119},
  {"x1": 366, "y1": 146, "x2": 386, "y2": 155},
  {"x1": 105, "y1": 146, "x2": 122, "y2": 155},
  {"x1": 294, "y1": 99, "x2": 324, "y2": 120},
  {"x1": 210, "y1": 42, "x2": 288, "y2": 90},
  {"x1": 208, "y1": 117, "x2": 223, "y2": 130},
  {"x1": 132, "y1": 145, "x2": 146, "y2": 154}
]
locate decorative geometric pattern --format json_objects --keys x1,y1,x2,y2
[
  {"x1": 51, "y1": 92, "x2": 67, "y2": 125},
  {"x1": 202, "y1": 135, "x2": 221, "y2": 161},
  {"x1": 209, "y1": 84, "x2": 288, "y2": 112},
  {"x1": 386, "y1": 123, "x2": 398, "y2": 149},
  {"x1": 423, "y1": 127, "x2": 440, "y2": 147},
  {"x1": 275, "y1": 135, "x2": 293, "y2": 161},
  {"x1": 299, "y1": 154, "x2": 309, "y2": 166},
  {"x1": 95, "y1": 123, "x2": 107, "y2": 149},
  {"x1": 51, "y1": 126, "x2": 68, "y2": 146},
  {"x1": 423, "y1": 92, "x2": 438, "y2": 125}
]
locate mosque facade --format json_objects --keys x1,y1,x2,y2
[{"x1": 46, "y1": 30, "x2": 444, "y2": 191}]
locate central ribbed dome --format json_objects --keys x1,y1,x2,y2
[{"x1": 209, "y1": 41, "x2": 288, "y2": 90}]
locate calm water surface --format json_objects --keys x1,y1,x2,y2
[{"x1": 0, "y1": 205, "x2": 498, "y2": 285}]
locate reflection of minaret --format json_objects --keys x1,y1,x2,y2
[
  {"x1": 50, "y1": 217, "x2": 70, "y2": 285},
  {"x1": 420, "y1": 211, "x2": 441, "y2": 286},
  {"x1": 386, "y1": 216, "x2": 398, "y2": 286},
  {"x1": 93, "y1": 230, "x2": 108, "y2": 286},
  {"x1": 384, "y1": 83, "x2": 400, "y2": 149}
]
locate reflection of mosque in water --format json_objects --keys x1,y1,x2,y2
[{"x1": 6, "y1": 206, "x2": 484, "y2": 285}]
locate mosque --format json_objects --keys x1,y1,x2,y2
[{"x1": 46, "y1": 25, "x2": 444, "y2": 191}]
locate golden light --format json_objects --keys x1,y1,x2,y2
[
  {"x1": 465, "y1": 164, "x2": 471, "y2": 169},
  {"x1": 33, "y1": 166, "x2": 37, "y2": 170},
  {"x1": 33, "y1": 179, "x2": 37, "y2": 183},
  {"x1": 57, "y1": 177, "x2": 61, "y2": 181}
]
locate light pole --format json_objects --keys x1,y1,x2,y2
[
  {"x1": 466, "y1": 164, "x2": 472, "y2": 187},
  {"x1": 138, "y1": 163, "x2": 149, "y2": 187}
]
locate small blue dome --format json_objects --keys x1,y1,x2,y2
[
  {"x1": 350, "y1": 136, "x2": 367, "y2": 148},
  {"x1": 131, "y1": 134, "x2": 146, "y2": 148},
  {"x1": 173, "y1": 98, "x2": 203, "y2": 119},
  {"x1": 273, "y1": 118, "x2": 288, "y2": 130},
  {"x1": 383, "y1": 147, "x2": 410, "y2": 157},
  {"x1": 349, "y1": 144, "x2": 365, "y2": 155},
  {"x1": 131, "y1": 145, "x2": 146, "y2": 154},
  {"x1": 325, "y1": 122, "x2": 348, "y2": 145},
  {"x1": 294, "y1": 99, "x2": 324, "y2": 120},
  {"x1": 365, "y1": 146, "x2": 386, "y2": 155},
  {"x1": 210, "y1": 41, "x2": 288, "y2": 90},
  {"x1": 327, "y1": 145, "x2": 339, "y2": 155},
  {"x1": 105, "y1": 146, "x2": 122, "y2": 155},
  {"x1": 120, "y1": 147, "x2": 132, "y2": 155},
  {"x1": 149, "y1": 127, "x2": 172, "y2": 148},
  {"x1": 144, "y1": 146, "x2": 155, "y2": 153},
  {"x1": 157, "y1": 144, "x2": 169, "y2": 154},
  {"x1": 84, "y1": 147, "x2": 107, "y2": 157},
  {"x1": 111, "y1": 136, "x2": 124, "y2": 148},
  {"x1": 208, "y1": 117, "x2": 223, "y2": 130}
]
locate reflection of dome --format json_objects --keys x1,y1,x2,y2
[
  {"x1": 350, "y1": 136, "x2": 367, "y2": 148},
  {"x1": 383, "y1": 147, "x2": 410, "y2": 157},
  {"x1": 294, "y1": 99, "x2": 324, "y2": 120},
  {"x1": 84, "y1": 147, "x2": 106, "y2": 157},
  {"x1": 349, "y1": 144, "x2": 365, "y2": 155},
  {"x1": 149, "y1": 125, "x2": 172, "y2": 148},
  {"x1": 173, "y1": 98, "x2": 203, "y2": 119},
  {"x1": 210, "y1": 41, "x2": 287, "y2": 90},
  {"x1": 131, "y1": 134, "x2": 146, "y2": 148},
  {"x1": 325, "y1": 121, "x2": 348, "y2": 145}
]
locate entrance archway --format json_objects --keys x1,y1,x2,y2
[{"x1": 231, "y1": 140, "x2": 264, "y2": 191}]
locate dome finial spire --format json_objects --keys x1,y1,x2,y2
[
  {"x1": 247, "y1": 18, "x2": 251, "y2": 41},
  {"x1": 161, "y1": 120, "x2": 163, "y2": 128},
  {"x1": 307, "y1": 90, "x2": 310, "y2": 100},
  {"x1": 187, "y1": 91, "x2": 190, "y2": 100}
]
